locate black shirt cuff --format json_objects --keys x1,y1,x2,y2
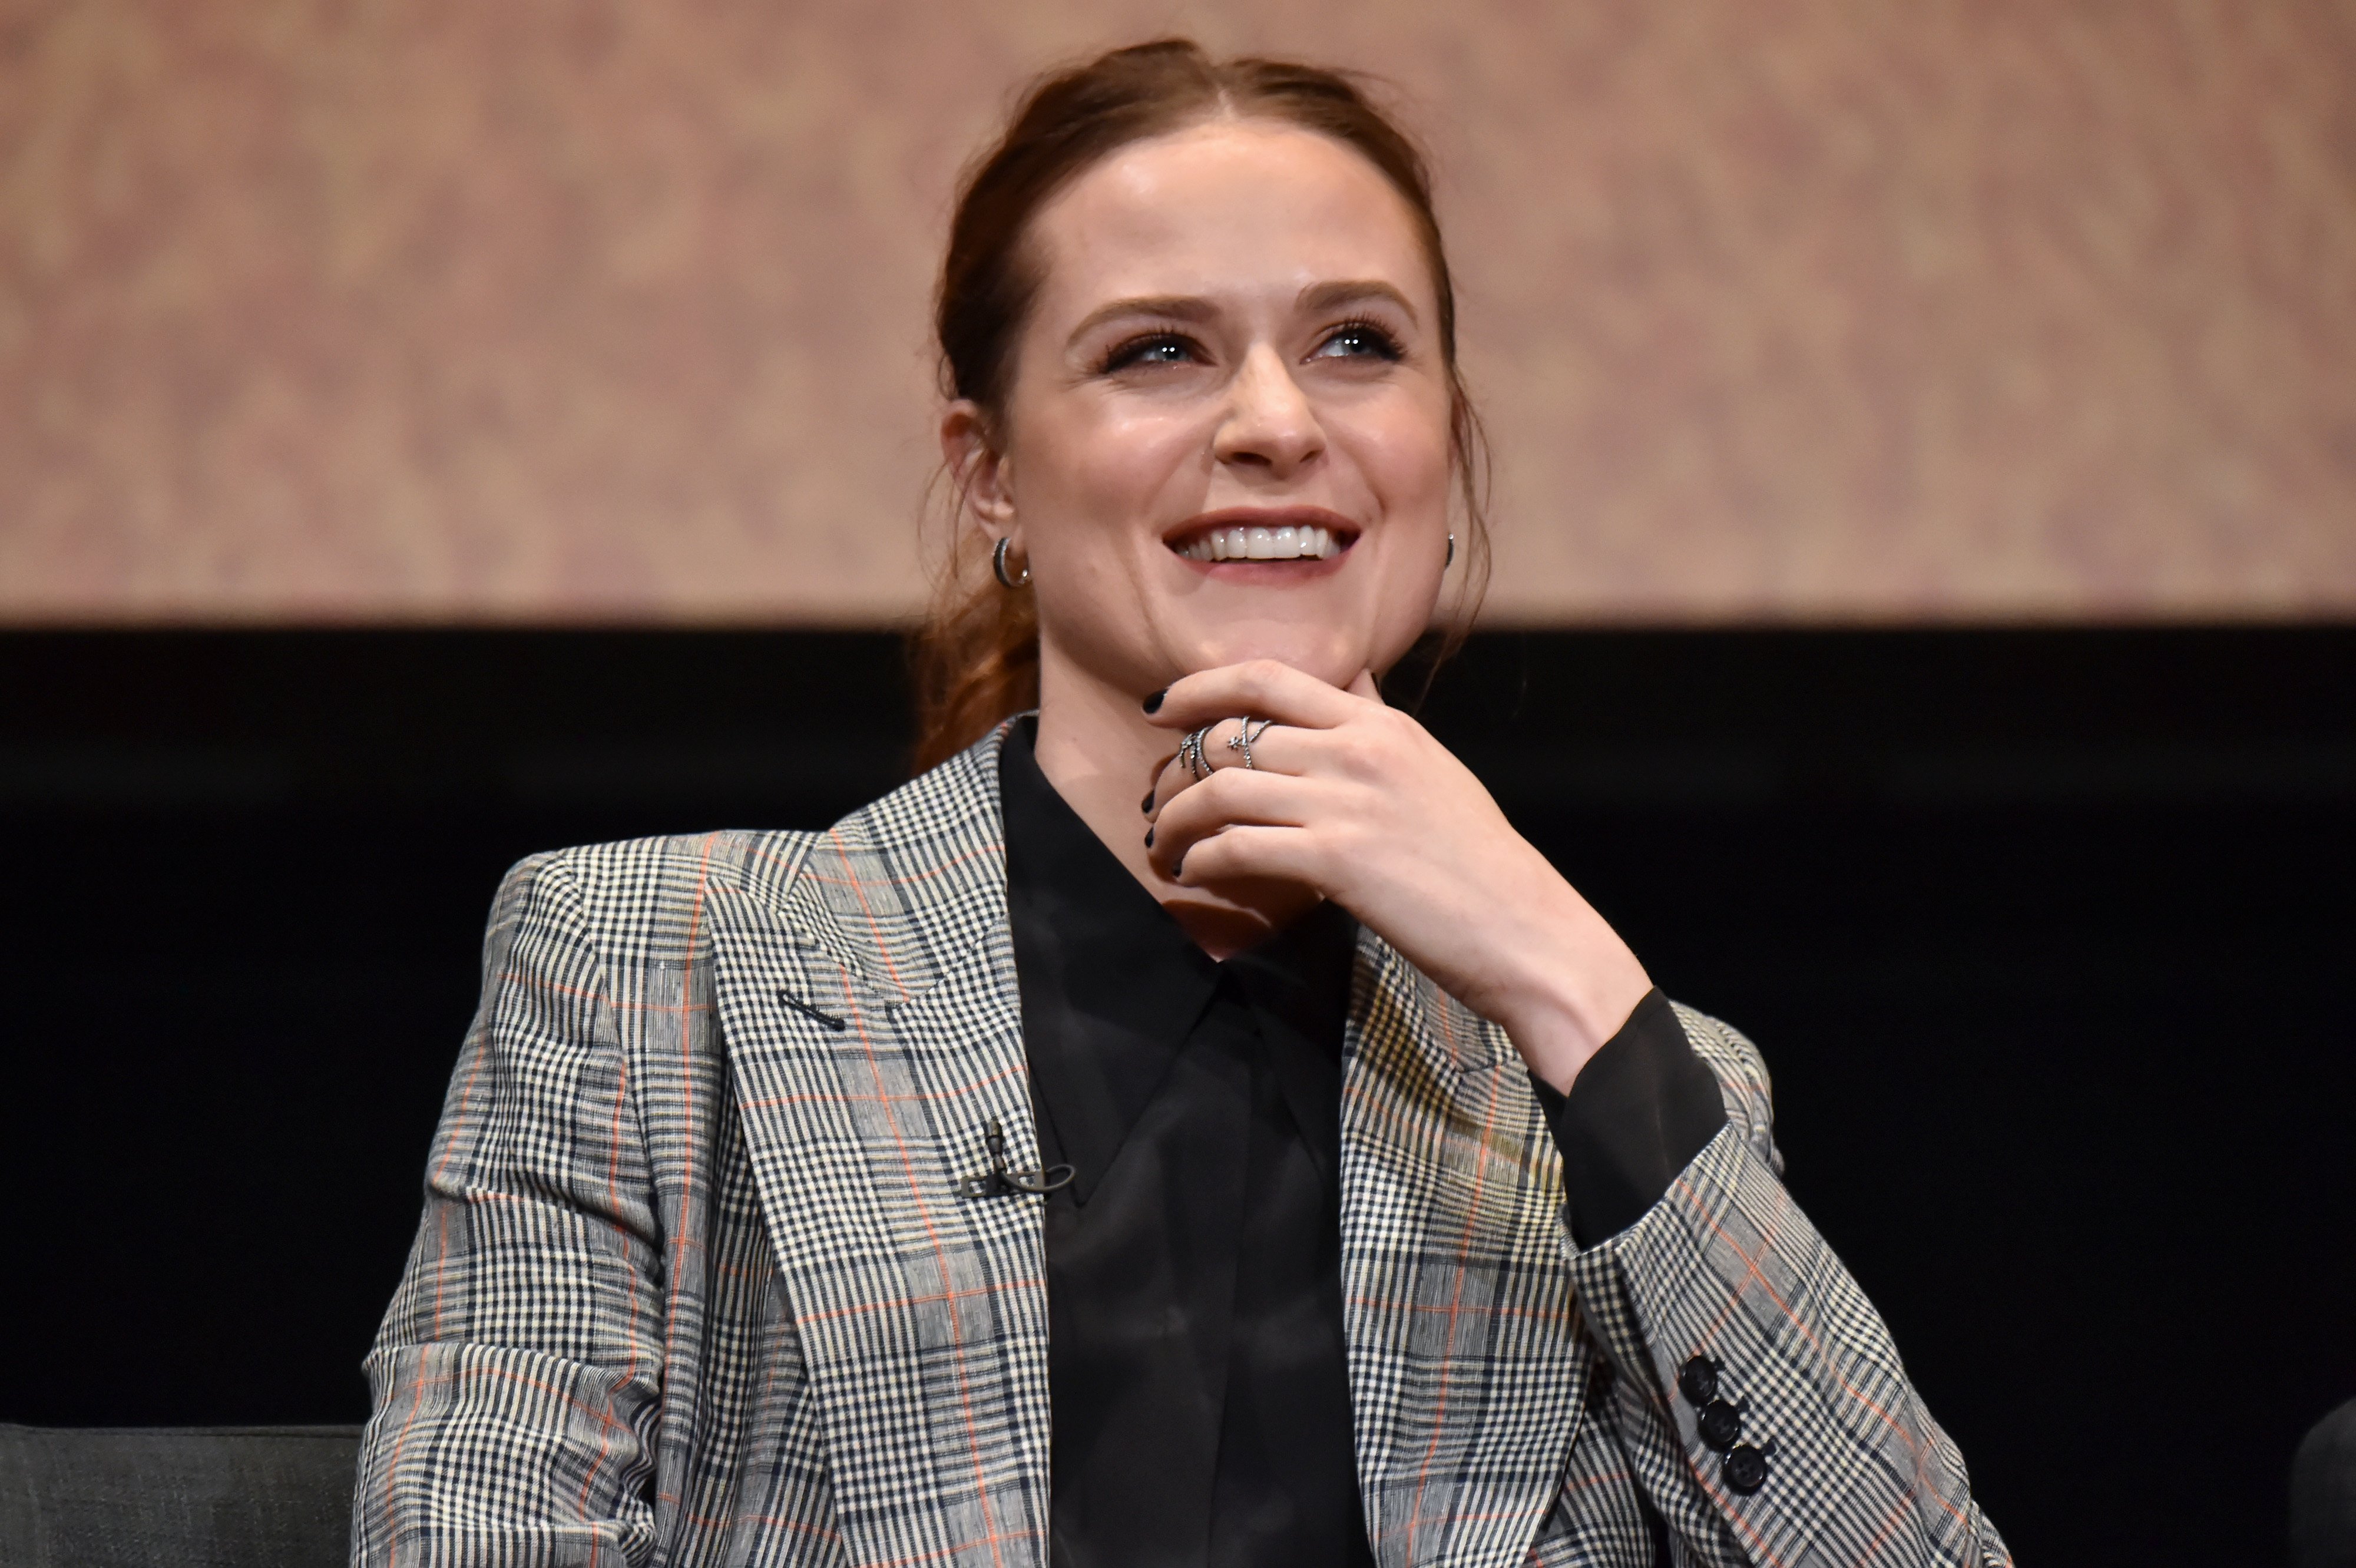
[{"x1": 1529, "y1": 988, "x2": 1729, "y2": 1247}]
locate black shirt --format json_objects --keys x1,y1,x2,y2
[{"x1": 998, "y1": 721, "x2": 1724, "y2": 1568}]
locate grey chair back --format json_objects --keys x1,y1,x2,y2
[
  {"x1": 0, "y1": 1424, "x2": 360, "y2": 1568},
  {"x1": 2295, "y1": 1399, "x2": 2356, "y2": 1568}
]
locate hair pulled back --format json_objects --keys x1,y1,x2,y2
[{"x1": 911, "y1": 37, "x2": 1488, "y2": 772}]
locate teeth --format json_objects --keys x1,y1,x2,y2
[{"x1": 1174, "y1": 524, "x2": 1346, "y2": 561}]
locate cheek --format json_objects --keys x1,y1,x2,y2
[
  {"x1": 1359, "y1": 395, "x2": 1458, "y2": 653},
  {"x1": 1351, "y1": 393, "x2": 1455, "y2": 520},
  {"x1": 1017, "y1": 401, "x2": 1199, "y2": 542},
  {"x1": 1008, "y1": 403, "x2": 1193, "y2": 667},
  {"x1": 1074, "y1": 414, "x2": 1194, "y2": 511}
]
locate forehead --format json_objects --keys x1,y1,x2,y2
[{"x1": 1024, "y1": 120, "x2": 1435, "y2": 316}]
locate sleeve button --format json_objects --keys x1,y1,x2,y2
[
  {"x1": 1722, "y1": 1441, "x2": 1772, "y2": 1495},
  {"x1": 1677, "y1": 1354, "x2": 1721, "y2": 1407},
  {"x1": 1696, "y1": 1396, "x2": 1746, "y2": 1451}
]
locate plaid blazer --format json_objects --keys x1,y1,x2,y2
[{"x1": 355, "y1": 723, "x2": 2009, "y2": 1568}]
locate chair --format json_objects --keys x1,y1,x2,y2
[
  {"x1": 2295, "y1": 1398, "x2": 2356, "y2": 1568},
  {"x1": 0, "y1": 1423, "x2": 360, "y2": 1568}
]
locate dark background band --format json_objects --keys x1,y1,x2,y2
[{"x1": 2, "y1": 624, "x2": 2350, "y2": 1567}]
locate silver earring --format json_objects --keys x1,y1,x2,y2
[
  {"x1": 992, "y1": 536, "x2": 1030, "y2": 589},
  {"x1": 1445, "y1": 531, "x2": 1455, "y2": 568}
]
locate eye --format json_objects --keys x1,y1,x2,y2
[
  {"x1": 1312, "y1": 320, "x2": 1404, "y2": 362},
  {"x1": 1098, "y1": 332, "x2": 1203, "y2": 373}
]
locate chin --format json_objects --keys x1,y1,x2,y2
[{"x1": 1179, "y1": 621, "x2": 1374, "y2": 687}]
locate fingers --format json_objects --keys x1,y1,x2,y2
[
  {"x1": 1138, "y1": 660, "x2": 1372, "y2": 814},
  {"x1": 1146, "y1": 659, "x2": 1366, "y2": 735},
  {"x1": 1144, "y1": 713, "x2": 1345, "y2": 815},
  {"x1": 1156, "y1": 823, "x2": 1327, "y2": 888},
  {"x1": 1143, "y1": 769, "x2": 1323, "y2": 883},
  {"x1": 1165, "y1": 714, "x2": 1283, "y2": 781}
]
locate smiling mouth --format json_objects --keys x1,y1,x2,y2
[{"x1": 1169, "y1": 520, "x2": 1352, "y2": 563}]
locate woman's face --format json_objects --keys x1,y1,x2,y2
[{"x1": 955, "y1": 120, "x2": 1457, "y2": 699}]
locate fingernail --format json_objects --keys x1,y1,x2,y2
[
  {"x1": 1140, "y1": 789, "x2": 1156, "y2": 814},
  {"x1": 1144, "y1": 828, "x2": 1154, "y2": 849},
  {"x1": 1172, "y1": 854, "x2": 1185, "y2": 879},
  {"x1": 1143, "y1": 687, "x2": 1166, "y2": 714}
]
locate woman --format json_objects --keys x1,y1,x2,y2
[{"x1": 355, "y1": 40, "x2": 2008, "y2": 1568}]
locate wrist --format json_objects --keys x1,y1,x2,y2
[{"x1": 1493, "y1": 939, "x2": 1653, "y2": 1096}]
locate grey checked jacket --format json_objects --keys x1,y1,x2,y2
[{"x1": 354, "y1": 723, "x2": 2010, "y2": 1567}]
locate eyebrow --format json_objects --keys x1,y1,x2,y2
[
  {"x1": 1064, "y1": 280, "x2": 1422, "y2": 349},
  {"x1": 1065, "y1": 295, "x2": 1219, "y2": 348},
  {"x1": 1297, "y1": 279, "x2": 1421, "y2": 323}
]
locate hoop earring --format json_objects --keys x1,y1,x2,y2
[
  {"x1": 1445, "y1": 531, "x2": 1456, "y2": 569},
  {"x1": 992, "y1": 536, "x2": 1030, "y2": 590}
]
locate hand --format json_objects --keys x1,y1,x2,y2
[{"x1": 1143, "y1": 660, "x2": 1653, "y2": 1092}]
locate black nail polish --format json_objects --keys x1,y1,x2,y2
[
  {"x1": 1172, "y1": 854, "x2": 1185, "y2": 879},
  {"x1": 1144, "y1": 828, "x2": 1154, "y2": 849},
  {"x1": 1140, "y1": 790, "x2": 1156, "y2": 814},
  {"x1": 1143, "y1": 687, "x2": 1166, "y2": 714}
]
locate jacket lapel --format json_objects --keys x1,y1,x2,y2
[
  {"x1": 1342, "y1": 930, "x2": 1591, "y2": 1567},
  {"x1": 710, "y1": 727, "x2": 1053, "y2": 1568},
  {"x1": 711, "y1": 722, "x2": 1589, "y2": 1568}
]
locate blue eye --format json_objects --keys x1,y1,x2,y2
[
  {"x1": 1315, "y1": 322, "x2": 1404, "y2": 362},
  {"x1": 1101, "y1": 333, "x2": 1199, "y2": 372}
]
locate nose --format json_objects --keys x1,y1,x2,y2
[{"x1": 1212, "y1": 344, "x2": 1324, "y2": 479}]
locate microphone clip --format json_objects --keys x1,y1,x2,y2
[{"x1": 956, "y1": 1118, "x2": 1074, "y2": 1199}]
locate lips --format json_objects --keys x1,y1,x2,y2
[
  {"x1": 1165, "y1": 510, "x2": 1359, "y2": 564},
  {"x1": 1174, "y1": 522, "x2": 1342, "y2": 562}
]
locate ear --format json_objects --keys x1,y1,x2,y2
[{"x1": 939, "y1": 401, "x2": 1016, "y2": 538}]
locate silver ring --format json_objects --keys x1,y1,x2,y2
[
  {"x1": 991, "y1": 537, "x2": 1030, "y2": 589},
  {"x1": 1180, "y1": 726, "x2": 1213, "y2": 781},
  {"x1": 1225, "y1": 716, "x2": 1274, "y2": 770}
]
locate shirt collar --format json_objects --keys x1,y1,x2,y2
[{"x1": 999, "y1": 718, "x2": 1354, "y2": 1197}]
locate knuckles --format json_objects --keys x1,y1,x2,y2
[
  {"x1": 1329, "y1": 728, "x2": 1382, "y2": 775},
  {"x1": 1174, "y1": 659, "x2": 1305, "y2": 713},
  {"x1": 1159, "y1": 765, "x2": 1249, "y2": 820},
  {"x1": 1235, "y1": 658, "x2": 1296, "y2": 695}
]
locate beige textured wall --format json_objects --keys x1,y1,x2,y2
[{"x1": 4, "y1": 0, "x2": 2353, "y2": 624}]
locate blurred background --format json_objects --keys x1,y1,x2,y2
[{"x1": 2, "y1": 2, "x2": 2352, "y2": 1564}]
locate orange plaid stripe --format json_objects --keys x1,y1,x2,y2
[{"x1": 354, "y1": 724, "x2": 2008, "y2": 1568}]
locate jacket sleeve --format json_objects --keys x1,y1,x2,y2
[
  {"x1": 352, "y1": 852, "x2": 664, "y2": 1566},
  {"x1": 1563, "y1": 1004, "x2": 2013, "y2": 1568}
]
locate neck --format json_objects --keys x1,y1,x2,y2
[{"x1": 1031, "y1": 649, "x2": 1318, "y2": 960}]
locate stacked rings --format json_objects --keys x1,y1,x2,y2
[
  {"x1": 1179, "y1": 727, "x2": 1214, "y2": 780},
  {"x1": 1181, "y1": 717, "x2": 1277, "y2": 779},
  {"x1": 1226, "y1": 717, "x2": 1275, "y2": 770}
]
